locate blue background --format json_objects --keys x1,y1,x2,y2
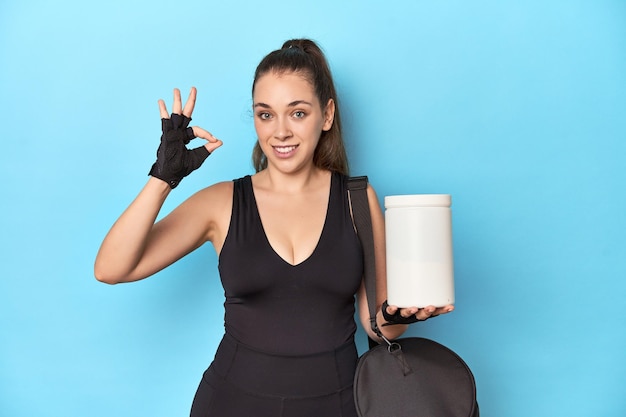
[{"x1": 1, "y1": 0, "x2": 625, "y2": 416}]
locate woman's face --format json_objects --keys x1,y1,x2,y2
[{"x1": 253, "y1": 71, "x2": 334, "y2": 174}]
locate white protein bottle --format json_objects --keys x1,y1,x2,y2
[{"x1": 385, "y1": 194, "x2": 455, "y2": 308}]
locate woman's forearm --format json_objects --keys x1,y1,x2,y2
[{"x1": 94, "y1": 177, "x2": 171, "y2": 284}]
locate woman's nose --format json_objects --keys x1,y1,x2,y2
[{"x1": 274, "y1": 117, "x2": 293, "y2": 141}]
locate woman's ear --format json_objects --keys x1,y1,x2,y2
[{"x1": 322, "y1": 98, "x2": 335, "y2": 131}]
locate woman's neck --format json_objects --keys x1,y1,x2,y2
[{"x1": 254, "y1": 165, "x2": 330, "y2": 194}]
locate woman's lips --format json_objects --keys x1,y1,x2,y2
[{"x1": 273, "y1": 145, "x2": 298, "y2": 157}]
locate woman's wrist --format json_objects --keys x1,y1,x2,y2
[
  {"x1": 375, "y1": 309, "x2": 407, "y2": 341},
  {"x1": 146, "y1": 175, "x2": 175, "y2": 196}
]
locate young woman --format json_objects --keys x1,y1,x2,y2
[{"x1": 95, "y1": 39, "x2": 453, "y2": 417}]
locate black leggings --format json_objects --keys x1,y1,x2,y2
[{"x1": 190, "y1": 333, "x2": 359, "y2": 417}]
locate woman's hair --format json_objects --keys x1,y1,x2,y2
[{"x1": 251, "y1": 39, "x2": 348, "y2": 175}]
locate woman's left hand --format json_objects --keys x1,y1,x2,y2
[{"x1": 383, "y1": 302, "x2": 454, "y2": 324}]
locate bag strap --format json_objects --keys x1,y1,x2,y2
[{"x1": 347, "y1": 176, "x2": 384, "y2": 341}]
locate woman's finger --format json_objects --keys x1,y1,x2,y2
[
  {"x1": 415, "y1": 306, "x2": 436, "y2": 320},
  {"x1": 182, "y1": 87, "x2": 197, "y2": 118},
  {"x1": 192, "y1": 126, "x2": 223, "y2": 153},
  {"x1": 192, "y1": 126, "x2": 218, "y2": 141},
  {"x1": 436, "y1": 305, "x2": 455, "y2": 315},
  {"x1": 385, "y1": 304, "x2": 399, "y2": 315},
  {"x1": 172, "y1": 88, "x2": 182, "y2": 115},
  {"x1": 158, "y1": 99, "x2": 169, "y2": 119}
]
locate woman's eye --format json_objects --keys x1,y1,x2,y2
[
  {"x1": 293, "y1": 111, "x2": 306, "y2": 119},
  {"x1": 258, "y1": 112, "x2": 271, "y2": 120}
]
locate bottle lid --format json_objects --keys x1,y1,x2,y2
[{"x1": 385, "y1": 194, "x2": 451, "y2": 208}]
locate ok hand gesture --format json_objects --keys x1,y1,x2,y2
[{"x1": 149, "y1": 87, "x2": 223, "y2": 188}]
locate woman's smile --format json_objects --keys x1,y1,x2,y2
[{"x1": 273, "y1": 144, "x2": 299, "y2": 157}]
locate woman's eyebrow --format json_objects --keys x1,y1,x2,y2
[
  {"x1": 253, "y1": 100, "x2": 313, "y2": 109},
  {"x1": 287, "y1": 100, "x2": 313, "y2": 107}
]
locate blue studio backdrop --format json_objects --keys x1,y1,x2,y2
[{"x1": 1, "y1": 1, "x2": 625, "y2": 416}]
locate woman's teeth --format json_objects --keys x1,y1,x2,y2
[{"x1": 275, "y1": 145, "x2": 297, "y2": 154}]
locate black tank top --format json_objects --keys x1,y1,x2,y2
[{"x1": 218, "y1": 172, "x2": 363, "y2": 355}]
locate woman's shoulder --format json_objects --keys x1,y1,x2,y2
[
  {"x1": 170, "y1": 180, "x2": 233, "y2": 219},
  {"x1": 190, "y1": 175, "x2": 255, "y2": 205},
  {"x1": 192, "y1": 179, "x2": 236, "y2": 204}
]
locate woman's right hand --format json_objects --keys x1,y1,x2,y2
[{"x1": 149, "y1": 87, "x2": 223, "y2": 188}]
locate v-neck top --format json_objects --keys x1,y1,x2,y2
[{"x1": 218, "y1": 172, "x2": 363, "y2": 355}]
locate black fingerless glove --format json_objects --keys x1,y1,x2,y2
[
  {"x1": 381, "y1": 300, "x2": 421, "y2": 325},
  {"x1": 148, "y1": 113, "x2": 210, "y2": 189}
]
